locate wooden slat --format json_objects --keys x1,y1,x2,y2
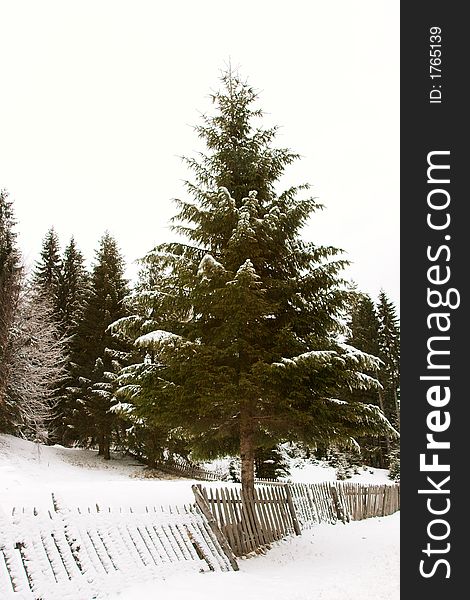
[{"x1": 256, "y1": 487, "x2": 274, "y2": 545}]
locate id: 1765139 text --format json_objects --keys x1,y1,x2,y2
[{"x1": 429, "y1": 26, "x2": 442, "y2": 104}]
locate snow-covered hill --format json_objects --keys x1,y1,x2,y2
[
  {"x1": 0, "y1": 434, "x2": 196, "y2": 512},
  {"x1": 0, "y1": 434, "x2": 392, "y2": 513}
]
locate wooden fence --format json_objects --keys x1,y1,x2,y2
[
  {"x1": 287, "y1": 482, "x2": 343, "y2": 526},
  {"x1": 0, "y1": 495, "x2": 236, "y2": 600},
  {"x1": 193, "y1": 484, "x2": 300, "y2": 557},
  {"x1": 0, "y1": 482, "x2": 400, "y2": 597},
  {"x1": 197, "y1": 482, "x2": 400, "y2": 556},
  {"x1": 153, "y1": 455, "x2": 225, "y2": 481},
  {"x1": 340, "y1": 482, "x2": 400, "y2": 520}
]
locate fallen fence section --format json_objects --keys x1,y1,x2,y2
[
  {"x1": 152, "y1": 455, "x2": 226, "y2": 481},
  {"x1": 198, "y1": 482, "x2": 400, "y2": 557},
  {"x1": 0, "y1": 497, "x2": 235, "y2": 600}
]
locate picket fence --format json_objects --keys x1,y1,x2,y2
[
  {"x1": 152, "y1": 455, "x2": 225, "y2": 481},
  {"x1": 198, "y1": 481, "x2": 400, "y2": 556},
  {"x1": 0, "y1": 482, "x2": 400, "y2": 597},
  {"x1": 193, "y1": 484, "x2": 300, "y2": 557},
  {"x1": 0, "y1": 496, "x2": 235, "y2": 600},
  {"x1": 340, "y1": 482, "x2": 400, "y2": 520}
]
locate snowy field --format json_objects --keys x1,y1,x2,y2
[
  {"x1": 0, "y1": 434, "x2": 399, "y2": 600},
  {"x1": 113, "y1": 514, "x2": 400, "y2": 600},
  {"x1": 0, "y1": 434, "x2": 392, "y2": 513}
]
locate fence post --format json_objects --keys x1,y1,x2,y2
[
  {"x1": 381, "y1": 486, "x2": 387, "y2": 516},
  {"x1": 192, "y1": 485, "x2": 239, "y2": 571},
  {"x1": 329, "y1": 485, "x2": 346, "y2": 524},
  {"x1": 285, "y1": 485, "x2": 302, "y2": 535}
]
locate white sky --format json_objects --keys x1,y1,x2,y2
[{"x1": 0, "y1": 0, "x2": 399, "y2": 309}]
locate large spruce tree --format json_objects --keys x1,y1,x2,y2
[{"x1": 113, "y1": 70, "x2": 395, "y2": 491}]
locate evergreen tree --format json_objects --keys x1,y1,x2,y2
[
  {"x1": 377, "y1": 291, "x2": 400, "y2": 428},
  {"x1": 113, "y1": 71, "x2": 395, "y2": 492},
  {"x1": 377, "y1": 291, "x2": 400, "y2": 474},
  {"x1": 33, "y1": 228, "x2": 61, "y2": 308},
  {"x1": 71, "y1": 232, "x2": 129, "y2": 458},
  {"x1": 56, "y1": 237, "x2": 88, "y2": 335},
  {"x1": 347, "y1": 293, "x2": 380, "y2": 356},
  {"x1": 0, "y1": 190, "x2": 23, "y2": 431},
  {"x1": 344, "y1": 290, "x2": 400, "y2": 467},
  {"x1": 53, "y1": 237, "x2": 89, "y2": 442},
  {"x1": 255, "y1": 445, "x2": 290, "y2": 480},
  {"x1": 344, "y1": 292, "x2": 384, "y2": 466}
]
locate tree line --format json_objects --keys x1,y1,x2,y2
[{"x1": 0, "y1": 70, "x2": 400, "y2": 490}]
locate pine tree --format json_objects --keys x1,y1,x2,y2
[
  {"x1": 347, "y1": 293, "x2": 380, "y2": 356},
  {"x1": 0, "y1": 190, "x2": 23, "y2": 431},
  {"x1": 113, "y1": 70, "x2": 396, "y2": 492},
  {"x1": 52, "y1": 237, "x2": 89, "y2": 442},
  {"x1": 344, "y1": 290, "x2": 400, "y2": 467},
  {"x1": 56, "y1": 237, "x2": 89, "y2": 335},
  {"x1": 255, "y1": 445, "x2": 290, "y2": 480},
  {"x1": 33, "y1": 228, "x2": 62, "y2": 308},
  {"x1": 377, "y1": 291, "x2": 400, "y2": 428},
  {"x1": 72, "y1": 232, "x2": 130, "y2": 458},
  {"x1": 343, "y1": 292, "x2": 384, "y2": 466}
]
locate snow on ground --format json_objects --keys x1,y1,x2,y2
[
  {"x1": 289, "y1": 460, "x2": 392, "y2": 484},
  {"x1": 0, "y1": 434, "x2": 399, "y2": 599},
  {"x1": 0, "y1": 434, "x2": 197, "y2": 512},
  {"x1": 204, "y1": 455, "x2": 393, "y2": 486},
  {"x1": 112, "y1": 513, "x2": 400, "y2": 600},
  {"x1": 0, "y1": 434, "x2": 393, "y2": 514}
]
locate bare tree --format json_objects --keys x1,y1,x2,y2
[
  {"x1": 7, "y1": 288, "x2": 68, "y2": 438},
  {"x1": 1, "y1": 191, "x2": 68, "y2": 438}
]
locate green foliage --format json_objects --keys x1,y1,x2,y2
[
  {"x1": 344, "y1": 290, "x2": 400, "y2": 468},
  {"x1": 328, "y1": 447, "x2": 362, "y2": 480},
  {"x1": 255, "y1": 445, "x2": 290, "y2": 480},
  {"x1": 112, "y1": 70, "x2": 396, "y2": 489},
  {"x1": 67, "y1": 232, "x2": 132, "y2": 457},
  {"x1": 388, "y1": 447, "x2": 400, "y2": 481},
  {"x1": 33, "y1": 228, "x2": 61, "y2": 307},
  {"x1": 377, "y1": 291, "x2": 400, "y2": 428},
  {"x1": 56, "y1": 237, "x2": 89, "y2": 335},
  {"x1": 50, "y1": 237, "x2": 89, "y2": 442},
  {"x1": 1, "y1": 193, "x2": 66, "y2": 436}
]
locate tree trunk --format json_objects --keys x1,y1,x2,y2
[
  {"x1": 240, "y1": 412, "x2": 255, "y2": 494},
  {"x1": 377, "y1": 389, "x2": 391, "y2": 455},
  {"x1": 103, "y1": 433, "x2": 110, "y2": 460}
]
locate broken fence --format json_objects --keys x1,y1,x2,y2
[
  {"x1": 197, "y1": 481, "x2": 400, "y2": 557},
  {"x1": 0, "y1": 495, "x2": 236, "y2": 600}
]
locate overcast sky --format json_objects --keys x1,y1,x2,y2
[{"x1": 1, "y1": 0, "x2": 399, "y2": 308}]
